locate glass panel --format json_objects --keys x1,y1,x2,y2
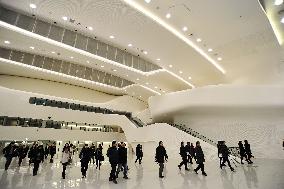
[
  {"x1": 22, "y1": 53, "x2": 34, "y2": 65},
  {"x1": 62, "y1": 30, "x2": 76, "y2": 46},
  {"x1": 69, "y1": 63, "x2": 77, "y2": 76},
  {"x1": 48, "y1": 25, "x2": 64, "y2": 42},
  {"x1": 75, "y1": 34, "x2": 87, "y2": 50},
  {"x1": 132, "y1": 56, "x2": 139, "y2": 69},
  {"x1": 0, "y1": 48, "x2": 11, "y2": 59},
  {"x1": 60, "y1": 61, "x2": 70, "y2": 74},
  {"x1": 115, "y1": 49, "x2": 124, "y2": 64},
  {"x1": 86, "y1": 38, "x2": 97, "y2": 55},
  {"x1": 0, "y1": 7, "x2": 18, "y2": 25},
  {"x1": 10, "y1": 51, "x2": 24, "y2": 62},
  {"x1": 85, "y1": 67, "x2": 92, "y2": 80},
  {"x1": 51, "y1": 59, "x2": 62, "y2": 72},
  {"x1": 124, "y1": 53, "x2": 132, "y2": 67},
  {"x1": 107, "y1": 46, "x2": 116, "y2": 61},
  {"x1": 34, "y1": 19, "x2": 51, "y2": 37},
  {"x1": 33, "y1": 55, "x2": 44, "y2": 68},
  {"x1": 16, "y1": 14, "x2": 35, "y2": 32},
  {"x1": 97, "y1": 41, "x2": 107, "y2": 57},
  {"x1": 42, "y1": 57, "x2": 53, "y2": 70}
]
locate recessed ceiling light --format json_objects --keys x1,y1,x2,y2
[
  {"x1": 4, "y1": 40, "x2": 10, "y2": 44},
  {"x1": 155, "y1": 86, "x2": 158, "y2": 89},
  {"x1": 162, "y1": 90, "x2": 166, "y2": 93},
  {"x1": 109, "y1": 35, "x2": 115, "y2": 39},
  {"x1": 169, "y1": 65, "x2": 173, "y2": 68},
  {"x1": 196, "y1": 38, "x2": 202, "y2": 42},
  {"x1": 124, "y1": 90, "x2": 127, "y2": 92},
  {"x1": 29, "y1": 3, "x2": 37, "y2": 9},
  {"x1": 145, "y1": 0, "x2": 151, "y2": 3},
  {"x1": 208, "y1": 48, "x2": 213, "y2": 52},
  {"x1": 113, "y1": 69, "x2": 117, "y2": 72},
  {"x1": 281, "y1": 17, "x2": 284, "y2": 23},
  {"x1": 182, "y1": 26, "x2": 188, "y2": 32},
  {"x1": 128, "y1": 44, "x2": 133, "y2": 47},
  {"x1": 126, "y1": 75, "x2": 129, "y2": 77},
  {"x1": 51, "y1": 51, "x2": 55, "y2": 54},
  {"x1": 156, "y1": 58, "x2": 161, "y2": 61},
  {"x1": 143, "y1": 51, "x2": 148, "y2": 55},
  {"x1": 136, "y1": 78, "x2": 139, "y2": 80},
  {"x1": 146, "y1": 82, "x2": 149, "y2": 85},
  {"x1": 166, "y1": 13, "x2": 171, "y2": 19},
  {"x1": 274, "y1": 0, "x2": 283, "y2": 6},
  {"x1": 62, "y1": 16, "x2": 68, "y2": 21},
  {"x1": 86, "y1": 60, "x2": 90, "y2": 63},
  {"x1": 179, "y1": 71, "x2": 183, "y2": 74},
  {"x1": 29, "y1": 46, "x2": 35, "y2": 49},
  {"x1": 188, "y1": 76, "x2": 192, "y2": 80},
  {"x1": 70, "y1": 56, "x2": 74, "y2": 59},
  {"x1": 139, "y1": 95, "x2": 142, "y2": 98},
  {"x1": 101, "y1": 65, "x2": 104, "y2": 68},
  {"x1": 217, "y1": 57, "x2": 222, "y2": 61},
  {"x1": 88, "y1": 26, "x2": 93, "y2": 30}
]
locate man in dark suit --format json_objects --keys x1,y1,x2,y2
[{"x1": 155, "y1": 141, "x2": 168, "y2": 178}]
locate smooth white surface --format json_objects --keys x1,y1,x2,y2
[{"x1": 0, "y1": 155, "x2": 283, "y2": 189}]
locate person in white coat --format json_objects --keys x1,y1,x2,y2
[{"x1": 61, "y1": 147, "x2": 70, "y2": 179}]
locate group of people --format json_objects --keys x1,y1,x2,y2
[
  {"x1": 218, "y1": 140, "x2": 254, "y2": 172},
  {"x1": 3, "y1": 141, "x2": 58, "y2": 176},
  {"x1": 2, "y1": 139, "x2": 254, "y2": 184}
]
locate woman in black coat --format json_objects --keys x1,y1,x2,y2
[
  {"x1": 194, "y1": 141, "x2": 207, "y2": 176},
  {"x1": 244, "y1": 140, "x2": 253, "y2": 164},
  {"x1": 238, "y1": 141, "x2": 247, "y2": 164}
]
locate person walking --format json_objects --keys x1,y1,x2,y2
[
  {"x1": 49, "y1": 142, "x2": 56, "y2": 163},
  {"x1": 18, "y1": 142, "x2": 29, "y2": 166},
  {"x1": 190, "y1": 143, "x2": 196, "y2": 163},
  {"x1": 2, "y1": 141, "x2": 17, "y2": 170},
  {"x1": 238, "y1": 141, "x2": 248, "y2": 164},
  {"x1": 185, "y1": 142, "x2": 192, "y2": 164},
  {"x1": 178, "y1": 142, "x2": 189, "y2": 171},
  {"x1": 32, "y1": 143, "x2": 44, "y2": 176},
  {"x1": 61, "y1": 146, "x2": 70, "y2": 179},
  {"x1": 135, "y1": 144, "x2": 143, "y2": 164},
  {"x1": 220, "y1": 141, "x2": 234, "y2": 171},
  {"x1": 194, "y1": 141, "x2": 207, "y2": 176},
  {"x1": 107, "y1": 141, "x2": 119, "y2": 184},
  {"x1": 244, "y1": 140, "x2": 253, "y2": 164},
  {"x1": 116, "y1": 142, "x2": 129, "y2": 179},
  {"x1": 95, "y1": 144, "x2": 103, "y2": 170},
  {"x1": 79, "y1": 144, "x2": 91, "y2": 178},
  {"x1": 155, "y1": 141, "x2": 168, "y2": 178}
]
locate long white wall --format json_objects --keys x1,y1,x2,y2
[
  {"x1": 0, "y1": 75, "x2": 147, "y2": 113},
  {"x1": 0, "y1": 86, "x2": 217, "y2": 161},
  {"x1": 149, "y1": 85, "x2": 284, "y2": 159}
]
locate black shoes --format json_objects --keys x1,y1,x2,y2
[
  {"x1": 123, "y1": 176, "x2": 129, "y2": 179},
  {"x1": 202, "y1": 172, "x2": 207, "y2": 176},
  {"x1": 109, "y1": 177, "x2": 113, "y2": 181},
  {"x1": 194, "y1": 169, "x2": 198, "y2": 174},
  {"x1": 178, "y1": 165, "x2": 181, "y2": 170},
  {"x1": 159, "y1": 176, "x2": 164, "y2": 178},
  {"x1": 113, "y1": 180, "x2": 118, "y2": 184},
  {"x1": 185, "y1": 168, "x2": 190, "y2": 171},
  {"x1": 230, "y1": 168, "x2": 235, "y2": 172}
]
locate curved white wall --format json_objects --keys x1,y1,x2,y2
[
  {"x1": 149, "y1": 85, "x2": 284, "y2": 159},
  {"x1": 0, "y1": 75, "x2": 147, "y2": 113}
]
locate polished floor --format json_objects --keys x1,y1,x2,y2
[{"x1": 0, "y1": 154, "x2": 283, "y2": 189}]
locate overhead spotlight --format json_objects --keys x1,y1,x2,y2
[
  {"x1": 51, "y1": 51, "x2": 55, "y2": 54},
  {"x1": 62, "y1": 16, "x2": 68, "y2": 21},
  {"x1": 146, "y1": 82, "x2": 149, "y2": 85},
  {"x1": 29, "y1": 46, "x2": 35, "y2": 50},
  {"x1": 143, "y1": 51, "x2": 148, "y2": 55},
  {"x1": 179, "y1": 71, "x2": 183, "y2": 74},
  {"x1": 136, "y1": 78, "x2": 140, "y2": 80},
  {"x1": 4, "y1": 40, "x2": 10, "y2": 44},
  {"x1": 128, "y1": 44, "x2": 133, "y2": 47},
  {"x1": 188, "y1": 76, "x2": 192, "y2": 80},
  {"x1": 281, "y1": 17, "x2": 284, "y2": 23},
  {"x1": 208, "y1": 48, "x2": 213, "y2": 52},
  {"x1": 139, "y1": 96, "x2": 142, "y2": 98},
  {"x1": 29, "y1": 3, "x2": 37, "y2": 9},
  {"x1": 113, "y1": 69, "x2": 117, "y2": 72},
  {"x1": 162, "y1": 91, "x2": 166, "y2": 93},
  {"x1": 196, "y1": 38, "x2": 202, "y2": 42},
  {"x1": 275, "y1": 0, "x2": 283, "y2": 6},
  {"x1": 109, "y1": 35, "x2": 115, "y2": 39},
  {"x1": 86, "y1": 60, "x2": 90, "y2": 63},
  {"x1": 155, "y1": 86, "x2": 158, "y2": 89},
  {"x1": 166, "y1": 13, "x2": 171, "y2": 19},
  {"x1": 217, "y1": 57, "x2": 222, "y2": 61},
  {"x1": 126, "y1": 74, "x2": 129, "y2": 77},
  {"x1": 101, "y1": 65, "x2": 104, "y2": 68},
  {"x1": 70, "y1": 56, "x2": 74, "y2": 59},
  {"x1": 88, "y1": 26, "x2": 93, "y2": 30},
  {"x1": 156, "y1": 58, "x2": 161, "y2": 61},
  {"x1": 169, "y1": 65, "x2": 173, "y2": 68},
  {"x1": 182, "y1": 26, "x2": 188, "y2": 32},
  {"x1": 145, "y1": 0, "x2": 151, "y2": 3}
]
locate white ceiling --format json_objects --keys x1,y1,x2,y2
[{"x1": 0, "y1": 0, "x2": 283, "y2": 97}]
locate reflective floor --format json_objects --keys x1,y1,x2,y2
[{"x1": 0, "y1": 155, "x2": 283, "y2": 189}]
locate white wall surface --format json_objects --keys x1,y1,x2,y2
[
  {"x1": 148, "y1": 85, "x2": 284, "y2": 159},
  {"x1": 0, "y1": 86, "x2": 217, "y2": 161},
  {"x1": 133, "y1": 108, "x2": 153, "y2": 124},
  {"x1": 0, "y1": 126, "x2": 126, "y2": 141},
  {"x1": 0, "y1": 75, "x2": 147, "y2": 113}
]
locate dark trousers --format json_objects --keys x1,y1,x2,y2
[
  {"x1": 195, "y1": 163, "x2": 205, "y2": 173},
  {"x1": 50, "y1": 154, "x2": 54, "y2": 163},
  {"x1": 33, "y1": 160, "x2": 40, "y2": 176},
  {"x1": 18, "y1": 157, "x2": 24, "y2": 166},
  {"x1": 62, "y1": 162, "x2": 68, "y2": 178},
  {"x1": 187, "y1": 155, "x2": 193, "y2": 164},
  {"x1": 91, "y1": 156, "x2": 95, "y2": 164},
  {"x1": 96, "y1": 159, "x2": 101, "y2": 169},
  {"x1": 179, "y1": 156, "x2": 188, "y2": 169},
  {"x1": 117, "y1": 163, "x2": 127, "y2": 177},
  {"x1": 110, "y1": 163, "x2": 117, "y2": 180},
  {"x1": 222, "y1": 156, "x2": 233, "y2": 169},
  {"x1": 135, "y1": 156, "x2": 142, "y2": 164},
  {"x1": 159, "y1": 163, "x2": 164, "y2": 177},
  {"x1": 5, "y1": 157, "x2": 13, "y2": 170},
  {"x1": 81, "y1": 161, "x2": 88, "y2": 176}
]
